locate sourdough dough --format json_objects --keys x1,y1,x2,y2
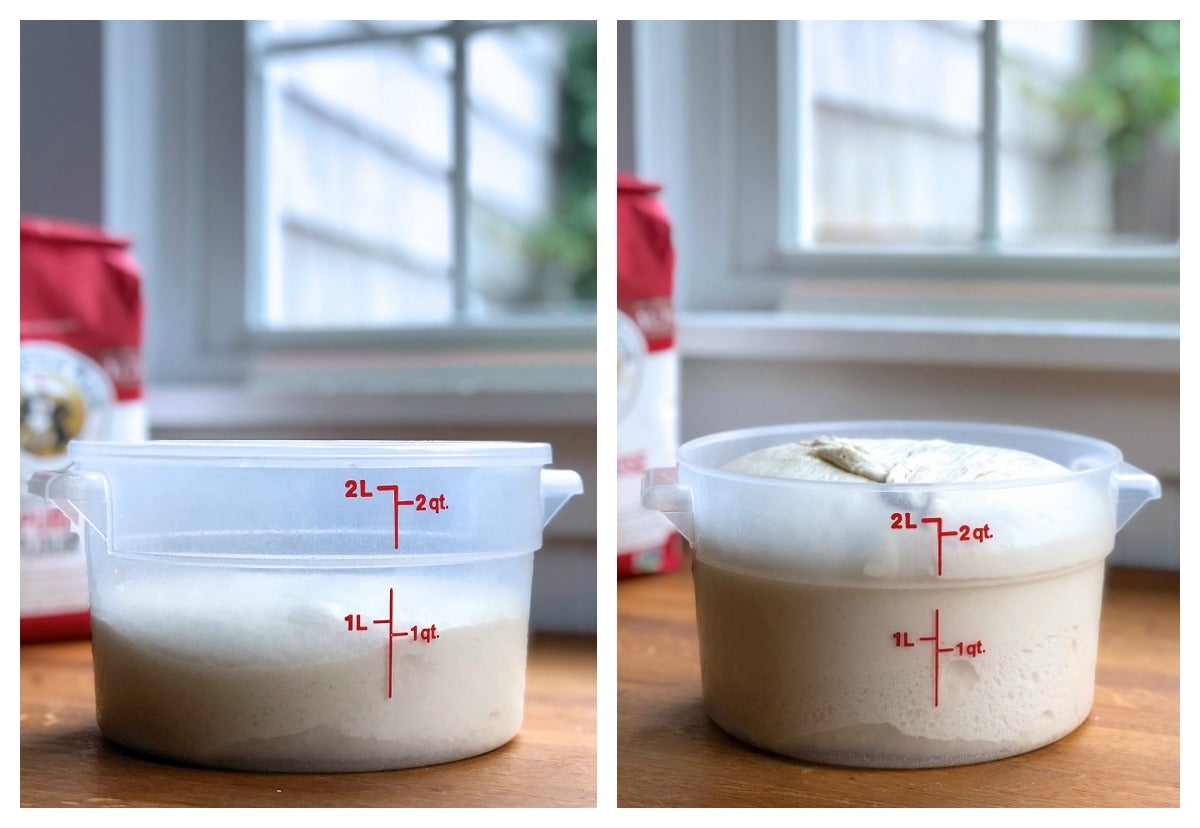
[
  {"x1": 694, "y1": 434, "x2": 1108, "y2": 766},
  {"x1": 723, "y1": 435, "x2": 1069, "y2": 483},
  {"x1": 90, "y1": 568, "x2": 530, "y2": 772},
  {"x1": 693, "y1": 556, "x2": 1103, "y2": 767}
]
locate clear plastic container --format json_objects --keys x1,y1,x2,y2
[
  {"x1": 30, "y1": 440, "x2": 583, "y2": 772},
  {"x1": 642, "y1": 421, "x2": 1160, "y2": 768}
]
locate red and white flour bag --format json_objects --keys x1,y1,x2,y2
[
  {"x1": 617, "y1": 175, "x2": 681, "y2": 577},
  {"x1": 20, "y1": 217, "x2": 146, "y2": 642}
]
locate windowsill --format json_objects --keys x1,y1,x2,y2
[
  {"x1": 677, "y1": 310, "x2": 1179, "y2": 373},
  {"x1": 145, "y1": 337, "x2": 597, "y2": 430},
  {"x1": 146, "y1": 378, "x2": 596, "y2": 430},
  {"x1": 246, "y1": 343, "x2": 596, "y2": 394}
]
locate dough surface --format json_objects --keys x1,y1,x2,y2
[{"x1": 723, "y1": 435, "x2": 1068, "y2": 484}]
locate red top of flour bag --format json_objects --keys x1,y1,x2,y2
[
  {"x1": 617, "y1": 175, "x2": 682, "y2": 578},
  {"x1": 21, "y1": 216, "x2": 143, "y2": 402},
  {"x1": 617, "y1": 175, "x2": 674, "y2": 353}
]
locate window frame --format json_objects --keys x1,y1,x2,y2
[
  {"x1": 103, "y1": 20, "x2": 596, "y2": 427},
  {"x1": 631, "y1": 21, "x2": 1180, "y2": 321}
]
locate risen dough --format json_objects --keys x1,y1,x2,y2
[{"x1": 724, "y1": 435, "x2": 1068, "y2": 483}]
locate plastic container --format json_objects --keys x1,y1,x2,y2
[
  {"x1": 29, "y1": 440, "x2": 583, "y2": 772},
  {"x1": 642, "y1": 421, "x2": 1160, "y2": 768}
]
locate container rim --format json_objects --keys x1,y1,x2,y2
[
  {"x1": 69, "y1": 440, "x2": 553, "y2": 466},
  {"x1": 678, "y1": 420, "x2": 1124, "y2": 491},
  {"x1": 107, "y1": 530, "x2": 538, "y2": 567}
]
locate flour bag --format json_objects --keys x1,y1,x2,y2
[
  {"x1": 20, "y1": 217, "x2": 146, "y2": 641},
  {"x1": 617, "y1": 175, "x2": 681, "y2": 577}
]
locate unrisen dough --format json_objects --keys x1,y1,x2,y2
[{"x1": 90, "y1": 568, "x2": 530, "y2": 772}]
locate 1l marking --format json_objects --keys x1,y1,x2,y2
[
  {"x1": 344, "y1": 587, "x2": 440, "y2": 699},
  {"x1": 893, "y1": 609, "x2": 986, "y2": 707},
  {"x1": 889, "y1": 512, "x2": 994, "y2": 575},
  {"x1": 345, "y1": 479, "x2": 449, "y2": 550}
]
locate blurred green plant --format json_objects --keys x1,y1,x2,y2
[
  {"x1": 1059, "y1": 20, "x2": 1179, "y2": 167},
  {"x1": 522, "y1": 23, "x2": 596, "y2": 301}
]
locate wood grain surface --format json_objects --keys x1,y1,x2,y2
[
  {"x1": 21, "y1": 632, "x2": 596, "y2": 807},
  {"x1": 618, "y1": 554, "x2": 1179, "y2": 808}
]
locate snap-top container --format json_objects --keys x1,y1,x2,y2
[
  {"x1": 29, "y1": 440, "x2": 582, "y2": 772},
  {"x1": 642, "y1": 421, "x2": 1160, "y2": 768}
]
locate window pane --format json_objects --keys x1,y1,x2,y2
[
  {"x1": 998, "y1": 20, "x2": 1179, "y2": 246},
  {"x1": 801, "y1": 21, "x2": 982, "y2": 245},
  {"x1": 252, "y1": 20, "x2": 361, "y2": 47},
  {"x1": 249, "y1": 21, "x2": 596, "y2": 330},
  {"x1": 468, "y1": 23, "x2": 596, "y2": 318}
]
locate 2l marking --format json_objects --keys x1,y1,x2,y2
[{"x1": 345, "y1": 479, "x2": 373, "y2": 498}]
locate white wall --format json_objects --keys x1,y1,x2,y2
[
  {"x1": 20, "y1": 21, "x2": 105, "y2": 223},
  {"x1": 617, "y1": 20, "x2": 637, "y2": 171}
]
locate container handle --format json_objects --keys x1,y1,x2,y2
[
  {"x1": 641, "y1": 467, "x2": 695, "y2": 545},
  {"x1": 541, "y1": 468, "x2": 583, "y2": 528},
  {"x1": 27, "y1": 468, "x2": 111, "y2": 541},
  {"x1": 1113, "y1": 461, "x2": 1161, "y2": 532}
]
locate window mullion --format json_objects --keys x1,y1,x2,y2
[
  {"x1": 980, "y1": 20, "x2": 1000, "y2": 248},
  {"x1": 451, "y1": 21, "x2": 469, "y2": 321},
  {"x1": 779, "y1": 21, "x2": 814, "y2": 249}
]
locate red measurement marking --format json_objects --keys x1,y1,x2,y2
[
  {"x1": 916, "y1": 609, "x2": 955, "y2": 707},
  {"x1": 344, "y1": 479, "x2": 374, "y2": 498},
  {"x1": 375, "y1": 485, "x2": 415, "y2": 551},
  {"x1": 896, "y1": 612, "x2": 986, "y2": 708},
  {"x1": 369, "y1": 587, "x2": 413, "y2": 699},
  {"x1": 916, "y1": 607, "x2": 955, "y2": 700},
  {"x1": 891, "y1": 513, "x2": 995, "y2": 576},
  {"x1": 374, "y1": 588, "x2": 394, "y2": 699},
  {"x1": 919, "y1": 517, "x2": 958, "y2": 576}
]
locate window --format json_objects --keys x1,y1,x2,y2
[
  {"x1": 104, "y1": 20, "x2": 597, "y2": 406},
  {"x1": 786, "y1": 20, "x2": 1179, "y2": 249},
  {"x1": 247, "y1": 20, "x2": 596, "y2": 332},
  {"x1": 630, "y1": 21, "x2": 1180, "y2": 319}
]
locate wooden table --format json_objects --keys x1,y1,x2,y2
[
  {"x1": 618, "y1": 553, "x2": 1179, "y2": 807},
  {"x1": 22, "y1": 632, "x2": 595, "y2": 807}
]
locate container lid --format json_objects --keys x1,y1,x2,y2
[{"x1": 69, "y1": 440, "x2": 553, "y2": 467}]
